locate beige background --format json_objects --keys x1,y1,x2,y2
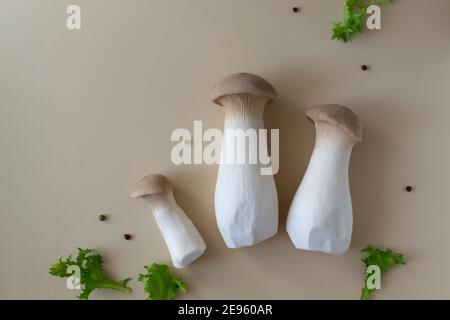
[{"x1": 1, "y1": 0, "x2": 450, "y2": 300}]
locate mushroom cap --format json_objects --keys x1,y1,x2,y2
[
  {"x1": 130, "y1": 174, "x2": 173, "y2": 198},
  {"x1": 306, "y1": 104, "x2": 362, "y2": 141},
  {"x1": 211, "y1": 73, "x2": 277, "y2": 106}
]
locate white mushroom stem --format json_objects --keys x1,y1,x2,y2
[
  {"x1": 215, "y1": 94, "x2": 278, "y2": 248},
  {"x1": 287, "y1": 105, "x2": 361, "y2": 255},
  {"x1": 142, "y1": 192, "x2": 206, "y2": 268}
]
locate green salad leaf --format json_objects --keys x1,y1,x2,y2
[
  {"x1": 50, "y1": 248, "x2": 132, "y2": 300},
  {"x1": 139, "y1": 263, "x2": 187, "y2": 300},
  {"x1": 361, "y1": 245, "x2": 406, "y2": 300},
  {"x1": 332, "y1": 0, "x2": 393, "y2": 43}
]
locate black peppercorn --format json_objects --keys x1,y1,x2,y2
[
  {"x1": 98, "y1": 214, "x2": 107, "y2": 222},
  {"x1": 124, "y1": 234, "x2": 132, "y2": 240},
  {"x1": 405, "y1": 186, "x2": 413, "y2": 192},
  {"x1": 361, "y1": 65, "x2": 369, "y2": 71},
  {"x1": 292, "y1": 7, "x2": 300, "y2": 13}
]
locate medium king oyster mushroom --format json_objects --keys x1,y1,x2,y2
[
  {"x1": 286, "y1": 104, "x2": 362, "y2": 255},
  {"x1": 212, "y1": 73, "x2": 279, "y2": 248},
  {"x1": 130, "y1": 174, "x2": 206, "y2": 268}
]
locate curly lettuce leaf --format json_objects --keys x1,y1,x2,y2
[
  {"x1": 50, "y1": 248, "x2": 132, "y2": 300},
  {"x1": 332, "y1": 0, "x2": 393, "y2": 43},
  {"x1": 361, "y1": 245, "x2": 406, "y2": 300},
  {"x1": 138, "y1": 263, "x2": 187, "y2": 300}
]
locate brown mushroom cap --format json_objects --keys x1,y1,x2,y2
[
  {"x1": 211, "y1": 73, "x2": 277, "y2": 106},
  {"x1": 306, "y1": 104, "x2": 362, "y2": 141},
  {"x1": 130, "y1": 174, "x2": 173, "y2": 198}
]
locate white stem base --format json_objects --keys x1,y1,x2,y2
[
  {"x1": 215, "y1": 163, "x2": 278, "y2": 248},
  {"x1": 149, "y1": 194, "x2": 206, "y2": 268}
]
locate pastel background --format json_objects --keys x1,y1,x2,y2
[{"x1": 1, "y1": 0, "x2": 449, "y2": 299}]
